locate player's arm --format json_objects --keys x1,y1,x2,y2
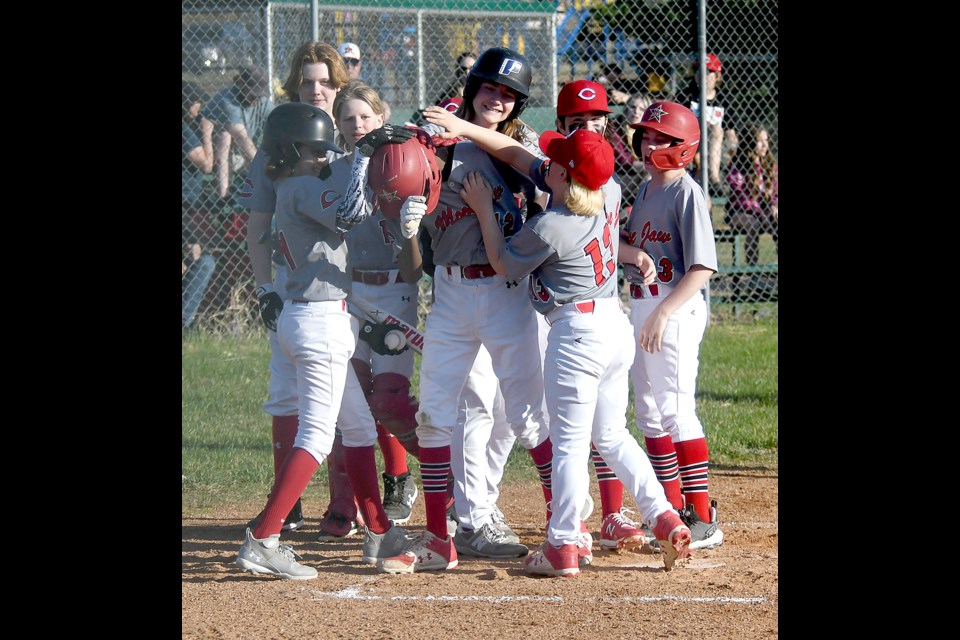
[
  {"x1": 398, "y1": 197, "x2": 425, "y2": 284},
  {"x1": 245, "y1": 211, "x2": 274, "y2": 287},
  {"x1": 422, "y1": 106, "x2": 536, "y2": 177},
  {"x1": 337, "y1": 125, "x2": 417, "y2": 229},
  {"x1": 617, "y1": 243, "x2": 656, "y2": 284},
  {"x1": 638, "y1": 265, "x2": 714, "y2": 353},
  {"x1": 459, "y1": 172, "x2": 507, "y2": 274},
  {"x1": 708, "y1": 123, "x2": 723, "y2": 185}
]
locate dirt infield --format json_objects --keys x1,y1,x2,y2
[{"x1": 182, "y1": 468, "x2": 778, "y2": 639}]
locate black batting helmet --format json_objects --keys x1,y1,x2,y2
[
  {"x1": 463, "y1": 47, "x2": 531, "y2": 120},
  {"x1": 262, "y1": 102, "x2": 343, "y2": 167}
]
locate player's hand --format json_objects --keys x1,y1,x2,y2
[
  {"x1": 407, "y1": 126, "x2": 436, "y2": 151},
  {"x1": 255, "y1": 284, "x2": 284, "y2": 332},
  {"x1": 635, "y1": 251, "x2": 657, "y2": 284},
  {"x1": 638, "y1": 309, "x2": 669, "y2": 353},
  {"x1": 400, "y1": 196, "x2": 427, "y2": 239},
  {"x1": 359, "y1": 320, "x2": 409, "y2": 356},
  {"x1": 459, "y1": 171, "x2": 493, "y2": 215},
  {"x1": 357, "y1": 125, "x2": 416, "y2": 157},
  {"x1": 421, "y1": 106, "x2": 465, "y2": 139}
]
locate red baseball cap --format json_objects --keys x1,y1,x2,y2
[
  {"x1": 437, "y1": 97, "x2": 463, "y2": 113},
  {"x1": 539, "y1": 129, "x2": 614, "y2": 191},
  {"x1": 704, "y1": 53, "x2": 722, "y2": 73},
  {"x1": 556, "y1": 80, "x2": 611, "y2": 117}
]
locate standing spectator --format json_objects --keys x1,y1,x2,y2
[
  {"x1": 725, "y1": 123, "x2": 778, "y2": 266},
  {"x1": 675, "y1": 53, "x2": 738, "y2": 189},
  {"x1": 204, "y1": 63, "x2": 274, "y2": 200},
  {"x1": 338, "y1": 42, "x2": 364, "y2": 81},
  {"x1": 591, "y1": 62, "x2": 646, "y2": 106},
  {"x1": 607, "y1": 92, "x2": 652, "y2": 212},
  {"x1": 182, "y1": 80, "x2": 216, "y2": 332},
  {"x1": 434, "y1": 52, "x2": 476, "y2": 105}
]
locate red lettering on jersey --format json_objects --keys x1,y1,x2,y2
[
  {"x1": 238, "y1": 177, "x2": 254, "y2": 198},
  {"x1": 531, "y1": 276, "x2": 550, "y2": 302},
  {"x1": 320, "y1": 190, "x2": 343, "y2": 209},
  {"x1": 637, "y1": 221, "x2": 672, "y2": 249},
  {"x1": 378, "y1": 219, "x2": 396, "y2": 245},
  {"x1": 432, "y1": 204, "x2": 475, "y2": 232},
  {"x1": 278, "y1": 231, "x2": 297, "y2": 270},
  {"x1": 625, "y1": 229, "x2": 638, "y2": 246},
  {"x1": 492, "y1": 185, "x2": 504, "y2": 201}
]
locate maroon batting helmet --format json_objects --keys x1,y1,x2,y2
[{"x1": 368, "y1": 136, "x2": 442, "y2": 220}]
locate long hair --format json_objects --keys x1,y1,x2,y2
[
  {"x1": 565, "y1": 180, "x2": 604, "y2": 217},
  {"x1": 331, "y1": 81, "x2": 385, "y2": 152},
  {"x1": 731, "y1": 123, "x2": 777, "y2": 203},
  {"x1": 282, "y1": 42, "x2": 351, "y2": 102}
]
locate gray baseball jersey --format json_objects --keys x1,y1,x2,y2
[
  {"x1": 526, "y1": 156, "x2": 625, "y2": 226},
  {"x1": 346, "y1": 212, "x2": 403, "y2": 270},
  {"x1": 425, "y1": 141, "x2": 541, "y2": 266},
  {"x1": 497, "y1": 203, "x2": 622, "y2": 315},
  {"x1": 621, "y1": 172, "x2": 718, "y2": 284},
  {"x1": 275, "y1": 158, "x2": 360, "y2": 301}
]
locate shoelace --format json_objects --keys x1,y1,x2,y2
[
  {"x1": 612, "y1": 507, "x2": 641, "y2": 527},
  {"x1": 491, "y1": 507, "x2": 508, "y2": 527},
  {"x1": 481, "y1": 522, "x2": 509, "y2": 543},
  {"x1": 276, "y1": 544, "x2": 304, "y2": 561}
]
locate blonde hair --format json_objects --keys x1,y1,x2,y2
[
  {"x1": 564, "y1": 180, "x2": 604, "y2": 217},
  {"x1": 331, "y1": 81, "x2": 385, "y2": 152}
]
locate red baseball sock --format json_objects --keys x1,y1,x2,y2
[
  {"x1": 645, "y1": 435, "x2": 683, "y2": 510},
  {"x1": 420, "y1": 446, "x2": 451, "y2": 538},
  {"x1": 343, "y1": 445, "x2": 390, "y2": 534},
  {"x1": 325, "y1": 434, "x2": 358, "y2": 519},
  {"x1": 377, "y1": 423, "x2": 410, "y2": 476},
  {"x1": 253, "y1": 447, "x2": 318, "y2": 539},
  {"x1": 271, "y1": 415, "x2": 299, "y2": 480},
  {"x1": 526, "y1": 438, "x2": 553, "y2": 523},
  {"x1": 675, "y1": 437, "x2": 711, "y2": 522},
  {"x1": 591, "y1": 443, "x2": 624, "y2": 516}
]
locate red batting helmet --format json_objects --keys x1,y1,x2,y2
[
  {"x1": 630, "y1": 101, "x2": 700, "y2": 170},
  {"x1": 368, "y1": 136, "x2": 442, "y2": 220}
]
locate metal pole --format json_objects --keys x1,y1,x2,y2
[
  {"x1": 311, "y1": 0, "x2": 319, "y2": 42},
  {"x1": 416, "y1": 11, "x2": 425, "y2": 110},
  {"x1": 698, "y1": 0, "x2": 712, "y2": 327}
]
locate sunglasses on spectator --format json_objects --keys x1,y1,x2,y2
[{"x1": 345, "y1": 59, "x2": 360, "y2": 67}]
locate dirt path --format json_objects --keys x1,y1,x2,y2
[{"x1": 182, "y1": 468, "x2": 778, "y2": 639}]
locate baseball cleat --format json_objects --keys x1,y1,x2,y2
[
  {"x1": 236, "y1": 528, "x2": 317, "y2": 580},
  {"x1": 379, "y1": 530, "x2": 458, "y2": 574}
]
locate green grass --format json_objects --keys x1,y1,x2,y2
[{"x1": 182, "y1": 318, "x2": 778, "y2": 513}]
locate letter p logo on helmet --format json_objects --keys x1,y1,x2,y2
[{"x1": 499, "y1": 59, "x2": 524, "y2": 76}]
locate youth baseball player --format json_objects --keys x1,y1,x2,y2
[
  {"x1": 235, "y1": 99, "x2": 420, "y2": 579},
  {"x1": 458, "y1": 128, "x2": 692, "y2": 576},
  {"x1": 622, "y1": 101, "x2": 723, "y2": 549},
  {"x1": 376, "y1": 47, "x2": 555, "y2": 574}
]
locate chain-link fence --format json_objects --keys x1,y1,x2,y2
[{"x1": 182, "y1": 0, "x2": 778, "y2": 333}]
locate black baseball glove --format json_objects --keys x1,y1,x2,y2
[
  {"x1": 255, "y1": 285, "x2": 283, "y2": 332},
  {"x1": 356, "y1": 124, "x2": 416, "y2": 158},
  {"x1": 359, "y1": 320, "x2": 408, "y2": 356}
]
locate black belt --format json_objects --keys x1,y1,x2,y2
[{"x1": 352, "y1": 269, "x2": 404, "y2": 285}]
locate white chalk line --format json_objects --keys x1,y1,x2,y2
[{"x1": 310, "y1": 586, "x2": 766, "y2": 605}]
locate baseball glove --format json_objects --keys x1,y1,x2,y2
[{"x1": 359, "y1": 320, "x2": 408, "y2": 356}]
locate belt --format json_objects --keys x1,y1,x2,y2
[
  {"x1": 446, "y1": 264, "x2": 497, "y2": 280},
  {"x1": 291, "y1": 299, "x2": 347, "y2": 310},
  {"x1": 352, "y1": 269, "x2": 404, "y2": 285},
  {"x1": 544, "y1": 299, "x2": 597, "y2": 326},
  {"x1": 630, "y1": 283, "x2": 662, "y2": 299}
]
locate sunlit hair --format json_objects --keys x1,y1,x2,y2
[
  {"x1": 564, "y1": 180, "x2": 604, "y2": 217},
  {"x1": 282, "y1": 42, "x2": 350, "y2": 102},
  {"x1": 332, "y1": 81, "x2": 385, "y2": 152}
]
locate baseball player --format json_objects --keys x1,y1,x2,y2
[
  {"x1": 457, "y1": 128, "x2": 693, "y2": 576},
  {"x1": 622, "y1": 101, "x2": 723, "y2": 550},
  {"x1": 241, "y1": 42, "x2": 352, "y2": 535},
  {"x1": 378, "y1": 47, "x2": 554, "y2": 574},
  {"x1": 424, "y1": 80, "x2": 651, "y2": 557},
  {"x1": 236, "y1": 99, "x2": 420, "y2": 579}
]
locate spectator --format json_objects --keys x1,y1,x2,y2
[
  {"x1": 182, "y1": 80, "x2": 216, "y2": 332},
  {"x1": 725, "y1": 123, "x2": 778, "y2": 266},
  {"x1": 338, "y1": 42, "x2": 363, "y2": 81},
  {"x1": 591, "y1": 62, "x2": 646, "y2": 105},
  {"x1": 434, "y1": 52, "x2": 476, "y2": 105},
  {"x1": 675, "y1": 53, "x2": 738, "y2": 188},
  {"x1": 607, "y1": 92, "x2": 652, "y2": 210},
  {"x1": 203, "y1": 63, "x2": 274, "y2": 200}
]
